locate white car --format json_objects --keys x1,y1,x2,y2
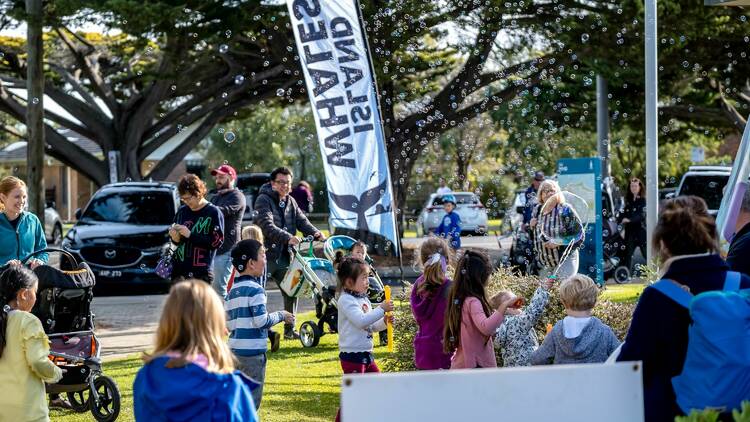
[
  {"x1": 673, "y1": 166, "x2": 732, "y2": 216},
  {"x1": 416, "y1": 192, "x2": 489, "y2": 236}
]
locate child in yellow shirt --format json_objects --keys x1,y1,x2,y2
[{"x1": 0, "y1": 264, "x2": 62, "y2": 422}]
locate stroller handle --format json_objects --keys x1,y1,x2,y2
[{"x1": 21, "y1": 247, "x2": 80, "y2": 267}]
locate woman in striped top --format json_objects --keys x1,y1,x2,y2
[{"x1": 530, "y1": 180, "x2": 584, "y2": 280}]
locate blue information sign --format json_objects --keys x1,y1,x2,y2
[{"x1": 557, "y1": 158, "x2": 604, "y2": 285}]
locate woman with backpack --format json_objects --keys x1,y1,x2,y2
[{"x1": 617, "y1": 196, "x2": 750, "y2": 421}]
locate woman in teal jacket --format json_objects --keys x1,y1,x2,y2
[{"x1": 0, "y1": 176, "x2": 47, "y2": 268}]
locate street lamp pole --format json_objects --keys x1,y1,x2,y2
[{"x1": 645, "y1": 0, "x2": 659, "y2": 264}]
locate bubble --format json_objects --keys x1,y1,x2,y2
[
  {"x1": 170, "y1": 85, "x2": 177, "y2": 91},
  {"x1": 219, "y1": 44, "x2": 229, "y2": 53},
  {"x1": 223, "y1": 131, "x2": 236, "y2": 144},
  {"x1": 581, "y1": 33, "x2": 589, "y2": 43},
  {"x1": 234, "y1": 75, "x2": 245, "y2": 85},
  {"x1": 416, "y1": 120, "x2": 426, "y2": 128},
  {"x1": 188, "y1": 272, "x2": 194, "y2": 277},
  {"x1": 276, "y1": 88, "x2": 286, "y2": 97},
  {"x1": 31, "y1": 97, "x2": 39, "y2": 104},
  {"x1": 241, "y1": 255, "x2": 247, "y2": 260},
  {"x1": 218, "y1": 128, "x2": 225, "y2": 134}
]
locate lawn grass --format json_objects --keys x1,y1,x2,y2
[
  {"x1": 601, "y1": 283, "x2": 646, "y2": 304},
  {"x1": 52, "y1": 311, "x2": 374, "y2": 422}
]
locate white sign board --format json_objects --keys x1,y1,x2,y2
[
  {"x1": 341, "y1": 362, "x2": 644, "y2": 422},
  {"x1": 691, "y1": 146, "x2": 705, "y2": 163}
]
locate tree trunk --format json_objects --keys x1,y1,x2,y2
[{"x1": 25, "y1": 0, "x2": 45, "y2": 220}]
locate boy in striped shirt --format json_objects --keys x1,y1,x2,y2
[{"x1": 226, "y1": 239, "x2": 293, "y2": 409}]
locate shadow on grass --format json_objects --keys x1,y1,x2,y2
[{"x1": 261, "y1": 390, "x2": 339, "y2": 421}]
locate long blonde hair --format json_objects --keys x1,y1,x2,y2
[
  {"x1": 144, "y1": 280, "x2": 235, "y2": 373},
  {"x1": 0, "y1": 176, "x2": 26, "y2": 213}
]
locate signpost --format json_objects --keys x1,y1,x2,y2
[{"x1": 557, "y1": 158, "x2": 603, "y2": 285}]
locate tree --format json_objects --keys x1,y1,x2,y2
[{"x1": 0, "y1": 1, "x2": 299, "y2": 185}]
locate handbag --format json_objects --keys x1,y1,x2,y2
[{"x1": 155, "y1": 243, "x2": 175, "y2": 280}]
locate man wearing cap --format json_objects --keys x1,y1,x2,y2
[
  {"x1": 209, "y1": 164, "x2": 246, "y2": 298},
  {"x1": 254, "y1": 167, "x2": 326, "y2": 339},
  {"x1": 522, "y1": 171, "x2": 545, "y2": 229}
]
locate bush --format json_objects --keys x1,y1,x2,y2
[
  {"x1": 675, "y1": 401, "x2": 750, "y2": 422},
  {"x1": 381, "y1": 267, "x2": 637, "y2": 371}
]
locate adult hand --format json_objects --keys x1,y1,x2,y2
[
  {"x1": 168, "y1": 228, "x2": 181, "y2": 243},
  {"x1": 497, "y1": 295, "x2": 520, "y2": 312},
  {"x1": 282, "y1": 311, "x2": 295, "y2": 325},
  {"x1": 542, "y1": 277, "x2": 555, "y2": 290},
  {"x1": 380, "y1": 300, "x2": 394, "y2": 313},
  {"x1": 176, "y1": 225, "x2": 191, "y2": 238},
  {"x1": 505, "y1": 308, "x2": 522, "y2": 316},
  {"x1": 29, "y1": 259, "x2": 43, "y2": 270},
  {"x1": 314, "y1": 232, "x2": 327, "y2": 242},
  {"x1": 6, "y1": 259, "x2": 21, "y2": 267},
  {"x1": 529, "y1": 218, "x2": 537, "y2": 229},
  {"x1": 288, "y1": 237, "x2": 301, "y2": 247}
]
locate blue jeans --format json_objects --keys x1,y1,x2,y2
[{"x1": 212, "y1": 252, "x2": 233, "y2": 298}]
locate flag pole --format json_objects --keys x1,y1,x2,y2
[{"x1": 353, "y1": 0, "x2": 405, "y2": 286}]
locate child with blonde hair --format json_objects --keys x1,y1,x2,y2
[
  {"x1": 0, "y1": 264, "x2": 62, "y2": 422},
  {"x1": 410, "y1": 237, "x2": 454, "y2": 370},
  {"x1": 490, "y1": 277, "x2": 554, "y2": 367},
  {"x1": 531, "y1": 274, "x2": 620, "y2": 365},
  {"x1": 133, "y1": 279, "x2": 259, "y2": 421}
]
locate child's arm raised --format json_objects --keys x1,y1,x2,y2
[
  {"x1": 339, "y1": 295, "x2": 386, "y2": 331},
  {"x1": 512, "y1": 286, "x2": 551, "y2": 334},
  {"x1": 21, "y1": 316, "x2": 63, "y2": 383}
]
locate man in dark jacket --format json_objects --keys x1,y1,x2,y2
[
  {"x1": 727, "y1": 188, "x2": 750, "y2": 277},
  {"x1": 522, "y1": 171, "x2": 544, "y2": 227},
  {"x1": 209, "y1": 164, "x2": 246, "y2": 298},
  {"x1": 254, "y1": 167, "x2": 325, "y2": 339}
]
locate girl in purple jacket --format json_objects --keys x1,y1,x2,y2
[{"x1": 410, "y1": 237, "x2": 454, "y2": 370}]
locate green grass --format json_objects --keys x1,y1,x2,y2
[
  {"x1": 601, "y1": 283, "x2": 646, "y2": 304},
  {"x1": 52, "y1": 311, "x2": 373, "y2": 422}
]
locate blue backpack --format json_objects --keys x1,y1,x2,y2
[{"x1": 652, "y1": 271, "x2": 750, "y2": 414}]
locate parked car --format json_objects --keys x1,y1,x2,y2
[
  {"x1": 673, "y1": 166, "x2": 731, "y2": 216},
  {"x1": 44, "y1": 203, "x2": 64, "y2": 245},
  {"x1": 416, "y1": 192, "x2": 489, "y2": 236},
  {"x1": 62, "y1": 182, "x2": 179, "y2": 288}
]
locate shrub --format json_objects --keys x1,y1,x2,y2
[
  {"x1": 381, "y1": 267, "x2": 637, "y2": 372},
  {"x1": 675, "y1": 401, "x2": 750, "y2": 422}
]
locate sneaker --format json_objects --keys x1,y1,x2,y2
[
  {"x1": 270, "y1": 331, "x2": 281, "y2": 352},
  {"x1": 49, "y1": 397, "x2": 73, "y2": 410},
  {"x1": 284, "y1": 330, "x2": 300, "y2": 340}
]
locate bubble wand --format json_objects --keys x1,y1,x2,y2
[{"x1": 384, "y1": 285, "x2": 393, "y2": 352}]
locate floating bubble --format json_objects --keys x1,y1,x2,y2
[
  {"x1": 31, "y1": 97, "x2": 39, "y2": 104},
  {"x1": 224, "y1": 131, "x2": 236, "y2": 143},
  {"x1": 234, "y1": 75, "x2": 245, "y2": 85},
  {"x1": 276, "y1": 88, "x2": 286, "y2": 97},
  {"x1": 219, "y1": 44, "x2": 229, "y2": 53}
]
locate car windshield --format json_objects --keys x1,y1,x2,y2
[
  {"x1": 81, "y1": 191, "x2": 175, "y2": 225},
  {"x1": 431, "y1": 194, "x2": 478, "y2": 206},
  {"x1": 680, "y1": 175, "x2": 728, "y2": 210}
]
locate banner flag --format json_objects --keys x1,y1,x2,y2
[{"x1": 286, "y1": 0, "x2": 400, "y2": 255}]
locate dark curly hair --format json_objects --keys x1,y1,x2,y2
[
  {"x1": 177, "y1": 174, "x2": 207, "y2": 199},
  {"x1": 0, "y1": 265, "x2": 38, "y2": 358},
  {"x1": 653, "y1": 195, "x2": 719, "y2": 261}
]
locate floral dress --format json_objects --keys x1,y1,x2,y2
[{"x1": 494, "y1": 286, "x2": 550, "y2": 367}]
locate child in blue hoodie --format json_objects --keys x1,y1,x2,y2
[
  {"x1": 434, "y1": 194, "x2": 462, "y2": 250},
  {"x1": 133, "y1": 280, "x2": 258, "y2": 422}
]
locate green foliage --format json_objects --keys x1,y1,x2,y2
[{"x1": 675, "y1": 401, "x2": 750, "y2": 422}]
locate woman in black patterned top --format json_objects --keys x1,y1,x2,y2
[
  {"x1": 170, "y1": 174, "x2": 225, "y2": 284},
  {"x1": 530, "y1": 180, "x2": 584, "y2": 280}
]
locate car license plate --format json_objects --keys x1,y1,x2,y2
[{"x1": 98, "y1": 270, "x2": 122, "y2": 278}]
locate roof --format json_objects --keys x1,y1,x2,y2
[{"x1": 0, "y1": 128, "x2": 205, "y2": 163}]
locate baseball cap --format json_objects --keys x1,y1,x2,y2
[
  {"x1": 534, "y1": 171, "x2": 545, "y2": 181},
  {"x1": 210, "y1": 164, "x2": 237, "y2": 180}
]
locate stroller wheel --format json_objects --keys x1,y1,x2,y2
[
  {"x1": 90, "y1": 375, "x2": 121, "y2": 422},
  {"x1": 299, "y1": 321, "x2": 322, "y2": 348},
  {"x1": 67, "y1": 390, "x2": 90, "y2": 412},
  {"x1": 614, "y1": 266, "x2": 631, "y2": 284}
]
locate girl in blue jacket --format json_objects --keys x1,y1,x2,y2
[
  {"x1": 434, "y1": 194, "x2": 462, "y2": 249},
  {"x1": 0, "y1": 177, "x2": 47, "y2": 267}
]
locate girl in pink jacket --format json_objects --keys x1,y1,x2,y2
[{"x1": 443, "y1": 250, "x2": 517, "y2": 369}]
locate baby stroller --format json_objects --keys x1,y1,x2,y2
[
  {"x1": 602, "y1": 217, "x2": 631, "y2": 284},
  {"x1": 23, "y1": 248, "x2": 121, "y2": 422}
]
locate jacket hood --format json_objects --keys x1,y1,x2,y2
[
  {"x1": 258, "y1": 182, "x2": 278, "y2": 201},
  {"x1": 554, "y1": 318, "x2": 603, "y2": 359},
  {"x1": 134, "y1": 356, "x2": 259, "y2": 420},
  {"x1": 411, "y1": 275, "x2": 450, "y2": 320}
]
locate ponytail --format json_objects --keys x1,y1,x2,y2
[
  {"x1": 0, "y1": 265, "x2": 38, "y2": 358},
  {"x1": 416, "y1": 237, "x2": 452, "y2": 296}
]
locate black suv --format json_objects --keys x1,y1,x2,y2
[{"x1": 62, "y1": 182, "x2": 179, "y2": 288}]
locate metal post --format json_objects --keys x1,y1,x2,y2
[
  {"x1": 645, "y1": 0, "x2": 659, "y2": 263},
  {"x1": 596, "y1": 75, "x2": 611, "y2": 180},
  {"x1": 26, "y1": 0, "x2": 45, "y2": 221}
]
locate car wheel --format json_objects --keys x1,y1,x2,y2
[{"x1": 51, "y1": 224, "x2": 63, "y2": 245}]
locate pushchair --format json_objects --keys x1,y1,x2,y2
[{"x1": 22, "y1": 248, "x2": 121, "y2": 422}]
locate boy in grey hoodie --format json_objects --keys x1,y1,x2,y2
[{"x1": 531, "y1": 274, "x2": 620, "y2": 365}]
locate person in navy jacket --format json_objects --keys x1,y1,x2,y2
[
  {"x1": 617, "y1": 196, "x2": 750, "y2": 422},
  {"x1": 434, "y1": 194, "x2": 461, "y2": 250}
]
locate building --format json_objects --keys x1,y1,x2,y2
[{"x1": 0, "y1": 128, "x2": 205, "y2": 221}]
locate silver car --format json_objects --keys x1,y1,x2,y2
[
  {"x1": 416, "y1": 192, "x2": 489, "y2": 236},
  {"x1": 44, "y1": 204, "x2": 64, "y2": 245}
]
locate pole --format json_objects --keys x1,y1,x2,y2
[
  {"x1": 596, "y1": 75, "x2": 611, "y2": 180},
  {"x1": 645, "y1": 0, "x2": 659, "y2": 264},
  {"x1": 354, "y1": 0, "x2": 404, "y2": 283},
  {"x1": 26, "y1": 0, "x2": 45, "y2": 222}
]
